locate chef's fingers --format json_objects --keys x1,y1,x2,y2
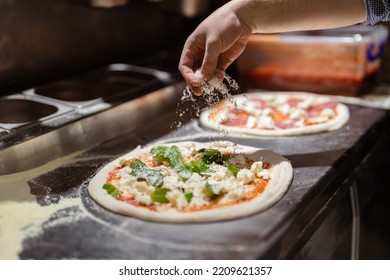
[
  {"x1": 179, "y1": 63, "x2": 202, "y2": 89},
  {"x1": 191, "y1": 86, "x2": 203, "y2": 96},
  {"x1": 212, "y1": 69, "x2": 225, "y2": 83},
  {"x1": 178, "y1": 40, "x2": 204, "y2": 88},
  {"x1": 217, "y1": 35, "x2": 250, "y2": 71},
  {"x1": 200, "y1": 37, "x2": 222, "y2": 82},
  {"x1": 180, "y1": 65, "x2": 202, "y2": 87}
]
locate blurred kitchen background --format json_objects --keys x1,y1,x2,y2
[
  {"x1": 1, "y1": 0, "x2": 390, "y2": 93},
  {"x1": 0, "y1": 0, "x2": 226, "y2": 93}
]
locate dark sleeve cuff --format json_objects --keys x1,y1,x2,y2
[{"x1": 364, "y1": 0, "x2": 390, "y2": 25}]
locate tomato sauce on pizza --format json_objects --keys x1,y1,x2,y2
[
  {"x1": 103, "y1": 144, "x2": 271, "y2": 212},
  {"x1": 88, "y1": 141, "x2": 293, "y2": 223},
  {"x1": 200, "y1": 92, "x2": 349, "y2": 136}
]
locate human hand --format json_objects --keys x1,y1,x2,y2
[{"x1": 178, "y1": 2, "x2": 252, "y2": 95}]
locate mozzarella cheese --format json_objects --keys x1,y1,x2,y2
[
  {"x1": 212, "y1": 94, "x2": 339, "y2": 131},
  {"x1": 257, "y1": 115, "x2": 274, "y2": 129},
  {"x1": 113, "y1": 144, "x2": 271, "y2": 210}
]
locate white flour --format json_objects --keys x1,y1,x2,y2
[
  {"x1": 0, "y1": 151, "x2": 84, "y2": 260},
  {"x1": 182, "y1": 69, "x2": 239, "y2": 108},
  {"x1": 176, "y1": 69, "x2": 240, "y2": 130}
]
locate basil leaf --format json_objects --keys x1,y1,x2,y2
[
  {"x1": 150, "y1": 145, "x2": 168, "y2": 157},
  {"x1": 205, "y1": 182, "x2": 224, "y2": 197},
  {"x1": 151, "y1": 145, "x2": 192, "y2": 180},
  {"x1": 185, "y1": 192, "x2": 193, "y2": 203},
  {"x1": 103, "y1": 183, "x2": 121, "y2": 198},
  {"x1": 151, "y1": 145, "x2": 183, "y2": 169},
  {"x1": 226, "y1": 160, "x2": 240, "y2": 177},
  {"x1": 184, "y1": 160, "x2": 210, "y2": 175},
  {"x1": 176, "y1": 165, "x2": 192, "y2": 181},
  {"x1": 151, "y1": 188, "x2": 170, "y2": 203},
  {"x1": 198, "y1": 149, "x2": 228, "y2": 165},
  {"x1": 130, "y1": 159, "x2": 163, "y2": 187}
]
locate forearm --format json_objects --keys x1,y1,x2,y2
[{"x1": 228, "y1": 0, "x2": 367, "y2": 33}]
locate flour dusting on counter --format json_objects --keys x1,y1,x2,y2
[
  {"x1": 0, "y1": 151, "x2": 84, "y2": 260},
  {"x1": 0, "y1": 198, "x2": 82, "y2": 259}
]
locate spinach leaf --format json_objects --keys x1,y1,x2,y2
[
  {"x1": 150, "y1": 188, "x2": 170, "y2": 203},
  {"x1": 184, "y1": 160, "x2": 210, "y2": 175},
  {"x1": 176, "y1": 165, "x2": 192, "y2": 181},
  {"x1": 130, "y1": 159, "x2": 163, "y2": 187},
  {"x1": 103, "y1": 183, "x2": 121, "y2": 198},
  {"x1": 197, "y1": 149, "x2": 230, "y2": 165},
  {"x1": 151, "y1": 145, "x2": 191, "y2": 180},
  {"x1": 185, "y1": 192, "x2": 193, "y2": 203},
  {"x1": 226, "y1": 160, "x2": 240, "y2": 177},
  {"x1": 151, "y1": 145, "x2": 183, "y2": 169},
  {"x1": 205, "y1": 182, "x2": 224, "y2": 197}
]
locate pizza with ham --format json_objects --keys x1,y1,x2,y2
[
  {"x1": 199, "y1": 92, "x2": 349, "y2": 136},
  {"x1": 88, "y1": 141, "x2": 293, "y2": 223}
]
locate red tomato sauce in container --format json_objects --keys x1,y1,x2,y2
[{"x1": 236, "y1": 26, "x2": 388, "y2": 96}]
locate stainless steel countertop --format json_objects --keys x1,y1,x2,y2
[{"x1": 1, "y1": 86, "x2": 388, "y2": 259}]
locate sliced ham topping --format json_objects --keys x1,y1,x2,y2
[
  {"x1": 307, "y1": 109, "x2": 320, "y2": 118},
  {"x1": 287, "y1": 97, "x2": 303, "y2": 107},
  {"x1": 307, "y1": 101, "x2": 337, "y2": 117},
  {"x1": 274, "y1": 121, "x2": 296, "y2": 129},
  {"x1": 222, "y1": 117, "x2": 248, "y2": 126},
  {"x1": 248, "y1": 97, "x2": 268, "y2": 109},
  {"x1": 311, "y1": 101, "x2": 338, "y2": 111},
  {"x1": 219, "y1": 97, "x2": 339, "y2": 128}
]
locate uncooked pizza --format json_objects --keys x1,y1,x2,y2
[
  {"x1": 199, "y1": 92, "x2": 350, "y2": 136},
  {"x1": 88, "y1": 141, "x2": 293, "y2": 223}
]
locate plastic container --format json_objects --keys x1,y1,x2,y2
[{"x1": 236, "y1": 25, "x2": 388, "y2": 96}]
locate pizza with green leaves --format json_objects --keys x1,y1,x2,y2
[{"x1": 88, "y1": 141, "x2": 293, "y2": 223}]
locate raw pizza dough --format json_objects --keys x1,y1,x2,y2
[
  {"x1": 199, "y1": 92, "x2": 350, "y2": 136},
  {"x1": 88, "y1": 141, "x2": 293, "y2": 223}
]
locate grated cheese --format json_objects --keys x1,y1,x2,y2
[{"x1": 111, "y1": 143, "x2": 271, "y2": 210}]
